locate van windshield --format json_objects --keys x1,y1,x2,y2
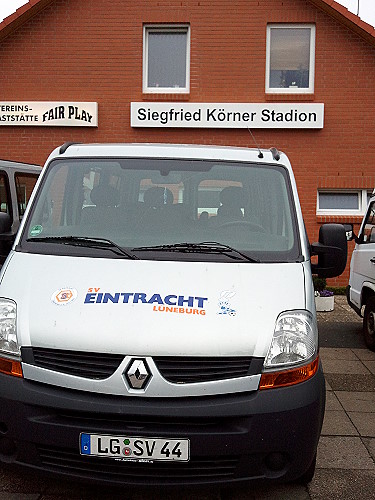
[{"x1": 21, "y1": 158, "x2": 300, "y2": 262}]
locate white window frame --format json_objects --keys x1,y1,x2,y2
[
  {"x1": 317, "y1": 189, "x2": 371, "y2": 216},
  {"x1": 266, "y1": 24, "x2": 315, "y2": 94},
  {"x1": 143, "y1": 24, "x2": 190, "y2": 94}
]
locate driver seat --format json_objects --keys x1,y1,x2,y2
[{"x1": 217, "y1": 186, "x2": 245, "y2": 221}]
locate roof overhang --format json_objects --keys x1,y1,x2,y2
[
  {"x1": 309, "y1": 0, "x2": 375, "y2": 47},
  {"x1": 0, "y1": 0, "x2": 374, "y2": 48}
]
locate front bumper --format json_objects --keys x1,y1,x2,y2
[{"x1": 0, "y1": 365, "x2": 325, "y2": 485}]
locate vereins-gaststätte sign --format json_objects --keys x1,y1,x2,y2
[
  {"x1": 0, "y1": 102, "x2": 98, "y2": 126},
  {"x1": 131, "y1": 102, "x2": 324, "y2": 129}
]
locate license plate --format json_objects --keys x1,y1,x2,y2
[{"x1": 80, "y1": 433, "x2": 190, "y2": 462}]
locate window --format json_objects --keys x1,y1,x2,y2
[
  {"x1": 0, "y1": 173, "x2": 10, "y2": 214},
  {"x1": 317, "y1": 190, "x2": 372, "y2": 216},
  {"x1": 143, "y1": 25, "x2": 190, "y2": 93},
  {"x1": 361, "y1": 201, "x2": 375, "y2": 243},
  {"x1": 15, "y1": 173, "x2": 39, "y2": 219},
  {"x1": 24, "y1": 158, "x2": 299, "y2": 263},
  {"x1": 266, "y1": 24, "x2": 315, "y2": 94}
]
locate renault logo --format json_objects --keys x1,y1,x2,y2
[{"x1": 125, "y1": 359, "x2": 151, "y2": 389}]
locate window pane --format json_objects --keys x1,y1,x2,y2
[
  {"x1": 270, "y1": 28, "x2": 311, "y2": 89},
  {"x1": 25, "y1": 159, "x2": 299, "y2": 261},
  {"x1": 147, "y1": 31, "x2": 187, "y2": 89},
  {"x1": 362, "y1": 202, "x2": 375, "y2": 243},
  {"x1": 15, "y1": 173, "x2": 39, "y2": 219},
  {"x1": 319, "y1": 193, "x2": 359, "y2": 210},
  {"x1": 0, "y1": 174, "x2": 9, "y2": 214}
]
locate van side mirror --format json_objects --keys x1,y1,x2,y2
[
  {"x1": 0, "y1": 212, "x2": 12, "y2": 234},
  {"x1": 310, "y1": 223, "x2": 348, "y2": 278}
]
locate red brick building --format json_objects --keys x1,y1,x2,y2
[{"x1": 1, "y1": 0, "x2": 375, "y2": 284}]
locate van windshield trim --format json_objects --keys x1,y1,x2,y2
[{"x1": 19, "y1": 156, "x2": 302, "y2": 263}]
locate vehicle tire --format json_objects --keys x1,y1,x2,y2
[
  {"x1": 296, "y1": 453, "x2": 316, "y2": 484},
  {"x1": 363, "y1": 296, "x2": 375, "y2": 351}
]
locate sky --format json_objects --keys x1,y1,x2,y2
[{"x1": 0, "y1": 0, "x2": 374, "y2": 27}]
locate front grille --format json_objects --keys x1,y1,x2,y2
[
  {"x1": 37, "y1": 445, "x2": 239, "y2": 483},
  {"x1": 153, "y1": 356, "x2": 263, "y2": 383},
  {"x1": 56, "y1": 410, "x2": 223, "y2": 428},
  {"x1": 22, "y1": 348, "x2": 263, "y2": 384},
  {"x1": 21, "y1": 347, "x2": 124, "y2": 380}
]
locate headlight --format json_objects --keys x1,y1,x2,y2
[
  {"x1": 264, "y1": 310, "x2": 317, "y2": 369},
  {"x1": 0, "y1": 299, "x2": 19, "y2": 356}
]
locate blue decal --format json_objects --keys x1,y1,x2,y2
[
  {"x1": 217, "y1": 291, "x2": 237, "y2": 316},
  {"x1": 84, "y1": 291, "x2": 208, "y2": 308},
  {"x1": 80, "y1": 433, "x2": 91, "y2": 455}
]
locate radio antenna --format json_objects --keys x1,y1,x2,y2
[{"x1": 247, "y1": 128, "x2": 263, "y2": 158}]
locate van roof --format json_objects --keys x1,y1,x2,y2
[
  {"x1": 0, "y1": 159, "x2": 41, "y2": 172},
  {"x1": 49, "y1": 142, "x2": 289, "y2": 168}
]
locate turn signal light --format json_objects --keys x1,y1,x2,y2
[
  {"x1": 0, "y1": 357, "x2": 23, "y2": 378},
  {"x1": 259, "y1": 356, "x2": 319, "y2": 390}
]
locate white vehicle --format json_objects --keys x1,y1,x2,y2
[
  {"x1": 0, "y1": 159, "x2": 41, "y2": 263},
  {"x1": 347, "y1": 190, "x2": 375, "y2": 351},
  {"x1": 0, "y1": 143, "x2": 347, "y2": 485}
]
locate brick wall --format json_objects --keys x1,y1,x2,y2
[{"x1": 1, "y1": 0, "x2": 375, "y2": 285}]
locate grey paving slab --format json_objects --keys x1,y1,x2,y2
[
  {"x1": 320, "y1": 347, "x2": 359, "y2": 361},
  {"x1": 348, "y1": 412, "x2": 375, "y2": 437},
  {"x1": 321, "y1": 359, "x2": 371, "y2": 375},
  {"x1": 335, "y1": 391, "x2": 375, "y2": 412},
  {"x1": 220, "y1": 482, "x2": 310, "y2": 500},
  {"x1": 352, "y1": 348, "x2": 375, "y2": 361},
  {"x1": 363, "y1": 360, "x2": 375, "y2": 374},
  {"x1": 325, "y1": 391, "x2": 342, "y2": 411},
  {"x1": 317, "y1": 436, "x2": 375, "y2": 470},
  {"x1": 321, "y1": 410, "x2": 358, "y2": 436},
  {"x1": 324, "y1": 373, "x2": 375, "y2": 392},
  {"x1": 308, "y1": 469, "x2": 375, "y2": 500},
  {"x1": 325, "y1": 379, "x2": 332, "y2": 390},
  {"x1": 363, "y1": 438, "x2": 375, "y2": 460}
]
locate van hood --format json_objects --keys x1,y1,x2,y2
[{"x1": 2, "y1": 253, "x2": 306, "y2": 358}]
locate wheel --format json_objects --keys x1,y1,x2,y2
[
  {"x1": 216, "y1": 220, "x2": 265, "y2": 232},
  {"x1": 296, "y1": 453, "x2": 316, "y2": 484},
  {"x1": 363, "y1": 296, "x2": 375, "y2": 351}
]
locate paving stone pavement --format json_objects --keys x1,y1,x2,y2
[{"x1": 0, "y1": 296, "x2": 374, "y2": 499}]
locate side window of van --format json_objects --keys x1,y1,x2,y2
[
  {"x1": 0, "y1": 172, "x2": 10, "y2": 215},
  {"x1": 15, "y1": 173, "x2": 39, "y2": 220},
  {"x1": 362, "y1": 201, "x2": 375, "y2": 243}
]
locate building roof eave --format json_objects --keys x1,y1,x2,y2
[
  {"x1": 0, "y1": 0, "x2": 54, "y2": 42},
  {"x1": 309, "y1": 0, "x2": 375, "y2": 47},
  {"x1": 0, "y1": 0, "x2": 375, "y2": 48}
]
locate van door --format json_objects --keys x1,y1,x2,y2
[{"x1": 351, "y1": 199, "x2": 375, "y2": 305}]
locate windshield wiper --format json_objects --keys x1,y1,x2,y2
[
  {"x1": 26, "y1": 236, "x2": 139, "y2": 260},
  {"x1": 132, "y1": 241, "x2": 259, "y2": 263}
]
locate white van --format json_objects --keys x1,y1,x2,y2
[
  {"x1": 347, "y1": 190, "x2": 375, "y2": 351},
  {"x1": 0, "y1": 143, "x2": 347, "y2": 485},
  {"x1": 0, "y1": 159, "x2": 41, "y2": 263}
]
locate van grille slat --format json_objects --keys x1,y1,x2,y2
[
  {"x1": 26, "y1": 347, "x2": 124, "y2": 380},
  {"x1": 37, "y1": 445, "x2": 239, "y2": 482},
  {"x1": 153, "y1": 356, "x2": 257, "y2": 383}
]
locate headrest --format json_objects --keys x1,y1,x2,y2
[
  {"x1": 90, "y1": 185, "x2": 120, "y2": 207},
  {"x1": 143, "y1": 187, "x2": 173, "y2": 208},
  {"x1": 219, "y1": 186, "x2": 245, "y2": 208}
]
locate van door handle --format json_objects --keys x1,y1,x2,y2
[{"x1": 371, "y1": 257, "x2": 375, "y2": 264}]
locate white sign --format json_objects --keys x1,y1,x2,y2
[
  {"x1": 131, "y1": 102, "x2": 324, "y2": 129},
  {"x1": 0, "y1": 102, "x2": 98, "y2": 126}
]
